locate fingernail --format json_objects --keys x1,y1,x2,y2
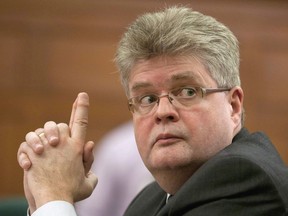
[
  {"x1": 35, "y1": 144, "x2": 44, "y2": 153},
  {"x1": 49, "y1": 137, "x2": 59, "y2": 145},
  {"x1": 22, "y1": 160, "x2": 31, "y2": 170}
]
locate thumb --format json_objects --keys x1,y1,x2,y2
[
  {"x1": 75, "y1": 171, "x2": 98, "y2": 202},
  {"x1": 86, "y1": 171, "x2": 98, "y2": 190},
  {"x1": 83, "y1": 141, "x2": 95, "y2": 175},
  {"x1": 23, "y1": 171, "x2": 36, "y2": 213}
]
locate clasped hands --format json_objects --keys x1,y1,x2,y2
[{"x1": 17, "y1": 93, "x2": 98, "y2": 213}]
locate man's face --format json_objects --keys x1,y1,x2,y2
[{"x1": 128, "y1": 56, "x2": 241, "y2": 177}]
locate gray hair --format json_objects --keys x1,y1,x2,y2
[{"x1": 115, "y1": 6, "x2": 240, "y2": 96}]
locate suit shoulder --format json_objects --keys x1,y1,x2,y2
[
  {"x1": 189, "y1": 152, "x2": 288, "y2": 208},
  {"x1": 171, "y1": 156, "x2": 288, "y2": 215}
]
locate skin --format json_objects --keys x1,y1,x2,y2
[
  {"x1": 17, "y1": 93, "x2": 97, "y2": 213},
  {"x1": 129, "y1": 56, "x2": 244, "y2": 194}
]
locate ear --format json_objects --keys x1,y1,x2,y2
[{"x1": 228, "y1": 86, "x2": 244, "y2": 128}]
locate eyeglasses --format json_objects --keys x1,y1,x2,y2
[{"x1": 128, "y1": 86, "x2": 231, "y2": 115}]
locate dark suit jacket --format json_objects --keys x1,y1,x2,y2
[{"x1": 124, "y1": 128, "x2": 288, "y2": 216}]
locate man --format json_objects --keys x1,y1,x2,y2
[{"x1": 18, "y1": 6, "x2": 288, "y2": 215}]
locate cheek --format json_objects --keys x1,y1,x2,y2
[
  {"x1": 133, "y1": 117, "x2": 150, "y2": 155},
  {"x1": 182, "y1": 103, "x2": 227, "y2": 139},
  {"x1": 193, "y1": 101, "x2": 234, "y2": 146}
]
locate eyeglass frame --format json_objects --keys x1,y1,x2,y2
[{"x1": 128, "y1": 86, "x2": 232, "y2": 115}]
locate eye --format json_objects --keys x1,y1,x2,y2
[
  {"x1": 139, "y1": 95, "x2": 158, "y2": 106},
  {"x1": 175, "y1": 87, "x2": 197, "y2": 98}
]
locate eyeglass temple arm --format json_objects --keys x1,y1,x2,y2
[{"x1": 201, "y1": 87, "x2": 231, "y2": 97}]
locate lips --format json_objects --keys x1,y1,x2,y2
[{"x1": 154, "y1": 133, "x2": 182, "y2": 146}]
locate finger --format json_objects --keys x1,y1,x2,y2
[
  {"x1": 35, "y1": 128, "x2": 44, "y2": 134},
  {"x1": 75, "y1": 171, "x2": 98, "y2": 202},
  {"x1": 35, "y1": 128, "x2": 49, "y2": 145},
  {"x1": 70, "y1": 92, "x2": 89, "y2": 142},
  {"x1": 57, "y1": 123, "x2": 71, "y2": 139},
  {"x1": 69, "y1": 96, "x2": 78, "y2": 129},
  {"x1": 86, "y1": 171, "x2": 98, "y2": 191},
  {"x1": 83, "y1": 141, "x2": 95, "y2": 162},
  {"x1": 20, "y1": 154, "x2": 31, "y2": 170},
  {"x1": 17, "y1": 142, "x2": 32, "y2": 170},
  {"x1": 44, "y1": 121, "x2": 59, "y2": 146},
  {"x1": 25, "y1": 132, "x2": 44, "y2": 154},
  {"x1": 83, "y1": 141, "x2": 95, "y2": 175},
  {"x1": 38, "y1": 132, "x2": 49, "y2": 146}
]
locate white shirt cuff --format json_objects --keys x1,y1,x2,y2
[{"x1": 30, "y1": 201, "x2": 77, "y2": 216}]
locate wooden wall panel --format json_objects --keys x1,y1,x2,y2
[{"x1": 0, "y1": 0, "x2": 287, "y2": 197}]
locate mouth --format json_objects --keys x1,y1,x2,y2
[{"x1": 154, "y1": 133, "x2": 182, "y2": 146}]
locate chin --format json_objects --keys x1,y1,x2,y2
[{"x1": 148, "y1": 154, "x2": 192, "y2": 172}]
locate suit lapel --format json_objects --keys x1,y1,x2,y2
[{"x1": 152, "y1": 195, "x2": 168, "y2": 216}]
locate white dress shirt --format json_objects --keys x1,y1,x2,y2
[{"x1": 30, "y1": 201, "x2": 76, "y2": 216}]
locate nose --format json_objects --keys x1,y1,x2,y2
[
  {"x1": 155, "y1": 95, "x2": 179, "y2": 123},
  {"x1": 157, "y1": 94, "x2": 174, "y2": 104}
]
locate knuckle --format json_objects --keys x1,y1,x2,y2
[
  {"x1": 35, "y1": 128, "x2": 44, "y2": 134},
  {"x1": 44, "y1": 121, "x2": 58, "y2": 135},
  {"x1": 57, "y1": 122, "x2": 69, "y2": 129},
  {"x1": 25, "y1": 131, "x2": 35, "y2": 142},
  {"x1": 76, "y1": 145, "x2": 84, "y2": 155},
  {"x1": 18, "y1": 142, "x2": 30, "y2": 155},
  {"x1": 75, "y1": 117, "x2": 89, "y2": 127},
  {"x1": 45, "y1": 121, "x2": 57, "y2": 127},
  {"x1": 17, "y1": 142, "x2": 26, "y2": 156}
]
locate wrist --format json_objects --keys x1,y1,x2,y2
[{"x1": 34, "y1": 188, "x2": 74, "y2": 209}]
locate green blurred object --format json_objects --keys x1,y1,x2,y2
[{"x1": 0, "y1": 197, "x2": 28, "y2": 216}]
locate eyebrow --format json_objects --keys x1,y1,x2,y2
[
  {"x1": 131, "y1": 82, "x2": 153, "y2": 93},
  {"x1": 170, "y1": 71, "x2": 202, "y2": 83},
  {"x1": 130, "y1": 71, "x2": 202, "y2": 93}
]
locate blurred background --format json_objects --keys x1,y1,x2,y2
[{"x1": 0, "y1": 0, "x2": 287, "y2": 199}]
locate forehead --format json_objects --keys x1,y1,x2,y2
[{"x1": 129, "y1": 56, "x2": 216, "y2": 93}]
